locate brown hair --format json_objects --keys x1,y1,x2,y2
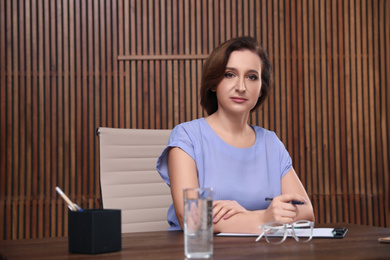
[{"x1": 200, "y1": 36, "x2": 272, "y2": 115}]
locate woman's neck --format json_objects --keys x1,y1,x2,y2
[
  {"x1": 205, "y1": 111, "x2": 255, "y2": 148},
  {"x1": 207, "y1": 111, "x2": 248, "y2": 131}
]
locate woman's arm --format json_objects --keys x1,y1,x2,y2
[
  {"x1": 169, "y1": 146, "x2": 315, "y2": 233},
  {"x1": 212, "y1": 168, "x2": 314, "y2": 233},
  {"x1": 279, "y1": 167, "x2": 315, "y2": 222},
  {"x1": 168, "y1": 147, "x2": 199, "y2": 229}
]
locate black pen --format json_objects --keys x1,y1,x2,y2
[{"x1": 265, "y1": 197, "x2": 305, "y2": 205}]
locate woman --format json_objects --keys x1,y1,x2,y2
[{"x1": 157, "y1": 36, "x2": 314, "y2": 233}]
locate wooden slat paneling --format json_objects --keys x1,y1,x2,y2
[{"x1": 0, "y1": 0, "x2": 389, "y2": 240}]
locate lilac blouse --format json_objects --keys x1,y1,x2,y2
[{"x1": 156, "y1": 118, "x2": 292, "y2": 230}]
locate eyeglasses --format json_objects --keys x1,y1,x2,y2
[{"x1": 255, "y1": 220, "x2": 314, "y2": 244}]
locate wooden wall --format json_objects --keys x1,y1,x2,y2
[{"x1": 0, "y1": 0, "x2": 389, "y2": 240}]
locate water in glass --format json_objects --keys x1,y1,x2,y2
[{"x1": 184, "y1": 198, "x2": 213, "y2": 258}]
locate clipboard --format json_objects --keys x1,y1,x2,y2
[
  {"x1": 331, "y1": 227, "x2": 348, "y2": 238},
  {"x1": 216, "y1": 227, "x2": 348, "y2": 239}
]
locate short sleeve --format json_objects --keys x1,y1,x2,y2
[
  {"x1": 274, "y1": 133, "x2": 292, "y2": 178},
  {"x1": 156, "y1": 123, "x2": 196, "y2": 186}
]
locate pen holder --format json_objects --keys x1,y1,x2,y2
[{"x1": 68, "y1": 209, "x2": 121, "y2": 254}]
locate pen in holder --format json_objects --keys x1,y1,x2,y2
[
  {"x1": 68, "y1": 209, "x2": 122, "y2": 254},
  {"x1": 56, "y1": 187, "x2": 83, "y2": 212}
]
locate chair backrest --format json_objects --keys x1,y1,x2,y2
[{"x1": 97, "y1": 127, "x2": 172, "y2": 233}]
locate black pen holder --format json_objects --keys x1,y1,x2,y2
[{"x1": 68, "y1": 209, "x2": 121, "y2": 254}]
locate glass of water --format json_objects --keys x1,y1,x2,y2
[{"x1": 183, "y1": 188, "x2": 213, "y2": 259}]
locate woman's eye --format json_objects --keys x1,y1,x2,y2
[
  {"x1": 224, "y1": 72, "x2": 235, "y2": 78},
  {"x1": 248, "y1": 74, "x2": 259, "y2": 81}
]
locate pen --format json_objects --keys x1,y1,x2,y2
[
  {"x1": 265, "y1": 197, "x2": 305, "y2": 205},
  {"x1": 56, "y1": 187, "x2": 81, "y2": 211}
]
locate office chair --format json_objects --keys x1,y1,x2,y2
[{"x1": 97, "y1": 127, "x2": 172, "y2": 233}]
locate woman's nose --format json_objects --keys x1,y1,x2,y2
[{"x1": 235, "y1": 79, "x2": 246, "y2": 92}]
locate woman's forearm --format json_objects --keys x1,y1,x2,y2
[
  {"x1": 213, "y1": 202, "x2": 314, "y2": 234},
  {"x1": 213, "y1": 211, "x2": 266, "y2": 234}
]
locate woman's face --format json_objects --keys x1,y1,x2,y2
[{"x1": 215, "y1": 49, "x2": 262, "y2": 115}]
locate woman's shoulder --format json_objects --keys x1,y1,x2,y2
[
  {"x1": 252, "y1": 125, "x2": 277, "y2": 137},
  {"x1": 170, "y1": 118, "x2": 207, "y2": 140},
  {"x1": 173, "y1": 118, "x2": 205, "y2": 132},
  {"x1": 252, "y1": 126, "x2": 283, "y2": 146}
]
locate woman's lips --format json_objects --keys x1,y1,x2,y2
[{"x1": 231, "y1": 97, "x2": 247, "y2": 103}]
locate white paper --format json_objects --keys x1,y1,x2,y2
[{"x1": 216, "y1": 228, "x2": 335, "y2": 238}]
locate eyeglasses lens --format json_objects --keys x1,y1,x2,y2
[
  {"x1": 292, "y1": 220, "x2": 313, "y2": 242},
  {"x1": 263, "y1": 222, "x2": 286, "y2": 244}
]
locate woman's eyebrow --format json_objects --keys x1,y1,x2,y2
[
  {"x1": 225, "y1": 67, "x2": 259, "y2": 75},
  {"x1": 247, "y1": 69, "x2": 260, "y2": 75},
  {"x1": 225, "y1": 67, "x2": 237, "y2": 72}
]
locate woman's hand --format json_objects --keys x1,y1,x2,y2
[
  {"x1": 212, "y1": 200, "x2": 248, "y2": 224},
  {"x1": 263, "y1": 194, "x2": 308, "y2": 224}
]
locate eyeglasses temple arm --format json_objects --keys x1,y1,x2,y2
[{"x1": 255, "y1": 232, "x2": 264, "y2": 242}]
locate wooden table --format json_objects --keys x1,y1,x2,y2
[{"x1": 1, "y1": 224, "x2": 389, "y2": 259}]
